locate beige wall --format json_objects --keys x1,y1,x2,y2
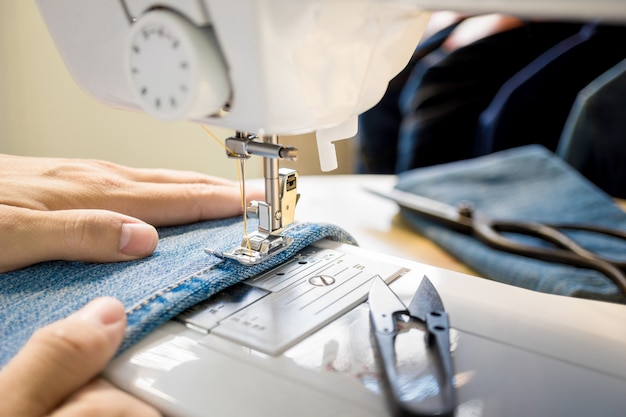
[{"x1": 0, "y1": 1, "x2": 356, "y2": 179}]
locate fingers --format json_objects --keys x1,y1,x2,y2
[
  {"x1": 0, "y1": 180, "x2": 264, "y2": 272},
  {"x1": 98, "y1": 163, "x2": 266, "y2": 225},
  {"x1": 107, "y1": 182, "x2": 266, "y2": 226},
  {"x1": 0, "y1": 206, "x2": 158, "y2": 273},
  {"x1": 0, "y1": 154, "x2": 268, "y2": 272},
  {"x1": 67, "y1": 158, "x2": 239, "y2": 188},
  {"x1": 49, "y1": 379, "x2": 161, "y2": 417},
  {"x1": 2, "y1": 157, "x2": 265, "y2": 225},
  {"x1": 0, "y1": 298, "x2": 128, "y2": 417},
  {"x1": 2, "y1": 154, "x2": 235, "y2": 187},
  {"x1": 112, "y1": 164, "x2": 239, "y2": 186}
]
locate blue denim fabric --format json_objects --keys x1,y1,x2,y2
[
  {"x1": 0, "y1": 218, "x2": 356, "y2": 367},
  {"x1": 395, "y1": 145, "x2": 626, "y2": 304},
  {"x1": 557, "y1": 59, "x2": 626, "y2": 198}
]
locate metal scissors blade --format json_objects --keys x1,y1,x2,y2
[
  {"x1": 369, "y1": 276, "x2": 407, "y2": 336},
  {"x1": 408, "y1": 275, "x2": 445, "y2": 322},
  {"x1": 365, "y1": 187, "x2": 473, "y2": 233},
  {"x1": 369, "y1": 276, "x2": 456, "y2": 417}
]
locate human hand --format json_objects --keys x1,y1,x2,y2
[
  {"x1": 0, "y1": 154, "x2": 264, "y2": 272},
  {"x1": 0, "y1": 297, "x2": 161, "y2": 417}
]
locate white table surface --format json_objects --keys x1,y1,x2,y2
[{"x1": 292, "y1": 174, "x2": 475, "y2": 276}]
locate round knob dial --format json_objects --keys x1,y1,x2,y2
[{"x1": 126, "y1": 10, "x2": 230, "y2": 121}]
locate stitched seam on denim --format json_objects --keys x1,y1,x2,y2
[
  {"x1": 126, "y1": 262, "x2": 223, "y2": 315},
  {"x1": 124, "y1": 224, "x2": 354, "y2": 317},
  {"x1": 124, "y1": 226, "x2": 310, "y2": 316}
]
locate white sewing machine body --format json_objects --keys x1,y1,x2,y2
[
  {"x1": 35, "y1": 0, "x2": 433, "y2": 170},
  {"x1": 105, "y1": 239, "x2": 626, "y2": 417},
  {"x1": 33, "y1": 0, "x2": 626, "y2": 170},
  {"x1": 33, "y1": 0, "x2": 626, "y2": 134}
]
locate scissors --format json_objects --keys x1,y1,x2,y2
[
  {"x1": 369, "y1": 275, "x2": 455, "y2": 417},
  {"x1": 367, "y1": 187, "x2": 626, "y2": 295}
]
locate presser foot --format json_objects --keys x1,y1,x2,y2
[{"x1": 205, "y1": 229, "x2": 295, "y2": 266}]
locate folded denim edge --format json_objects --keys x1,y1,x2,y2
[
  {"x1": 394, "y1": 145, "x2": 626, "y2": 303},
  {"x1": 118, "y1": 221, "x2": 358, "y2": 354}
]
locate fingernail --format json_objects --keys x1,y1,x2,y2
[
  {"x1": 119, "y1": 223, "x2": 158, "y2": 256},
  {"x1": 74, "y1": 297, "x2": 126, "y2": 327}
]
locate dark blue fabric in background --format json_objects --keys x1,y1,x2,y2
[
  {"x1": 357, "y1": 21, "x2": 582, "y2": 174},
  {"x1": 475, "y1": 23, "x2": 626, "y2": 156},
  {"x1": 0, "y1": 219, "x2": 356, "y2": 368},
  {"x1": 558, "y1": 59, "x2": 626, "y2": 199},
  {"x1": 393, "y1": 21, "x2": 581, "y2": 171},
  {"x1": 357, "y1": 21, "x2": 626, "y2": 199},
  {"x1": 395, "y1": 145, "x2": 626, "y2": 304}
]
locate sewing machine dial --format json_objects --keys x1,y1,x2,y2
[{"x1": 126, "y1": 9, "x2": 230, "y2": 121}]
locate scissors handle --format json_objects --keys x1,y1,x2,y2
[
  {"x1": 546, "y1": 223, "x2": 626, "y2": 268},
  {"x1": 372, "y1": 316, "x2": 455, "y2": 417},
  {"x1": 425, "y1": 310, "x2": 456, "y2": 417},
  {"x1": 473, "y1": 220, "x2": 626, "y2": 294}
]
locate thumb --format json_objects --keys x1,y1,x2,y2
[
  {"x1": 0, "y1": 297, "x2": 127, "y2": 417},
  {"x1": 0, "y1": 206, "x2": 159, "y2": 272}
]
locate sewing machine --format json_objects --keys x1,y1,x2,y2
[{"x1": 35, "y1": 1, "x2": 626, "y2": 416}]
